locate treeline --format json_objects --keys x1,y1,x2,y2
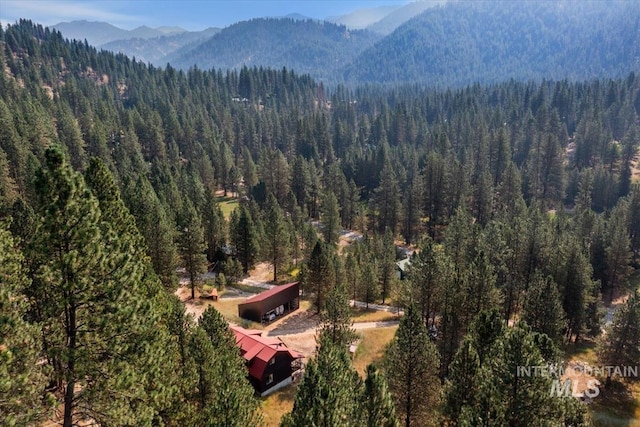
[{"x1": 0, "y1": 20, "x2": 639, "y2": 426}]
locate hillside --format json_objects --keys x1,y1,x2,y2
[
  {"x1": 365, "y1": 0, "x2": 446, "y2": 35},
  {"x1": 327, "y1": 5, "x2": 401, "y2": 30},
  {"x1": 167, "y1": 18, "x2": 381, "y2": 79},
  {"x1": 343, "y1": 0, "x2": 640, "y2": 86},
  {"x1": 50, "y1": 1, "x2": 639, "y2": 87},
  {"x1": 101, "y1": 27, "x2": 220, "y2": 64},
  {"x1": 52, "y1": 20, "x2": 182, "y2": 46}
]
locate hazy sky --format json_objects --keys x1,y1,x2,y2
[{"x1": 0, "y1": 0, "x2": 412, "y2": 30}]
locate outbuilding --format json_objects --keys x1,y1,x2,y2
[{"x1": 238, "y1": 282, "x2": 300, "y2": 323}]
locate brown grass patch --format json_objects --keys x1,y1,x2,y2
[
  {"x1": 352, "y1": 326, "x2": 398, "y2": 376},
  {"x1": 350, "y1": 307, "x2": 400, "y2": 323},
  {"x1": 261, "y1": 384, "x2": 298, "y2": 426},
  {"x1": 590, "y1": 380, "x2": 640, "y2": 427},
  {"x1": 211, "y1": 297, "x2": 263, "y2": 329}
]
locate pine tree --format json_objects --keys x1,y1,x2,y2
[
  {"x1": 604, "y1": 201, "x2": 632, "y2": 301},
  {"x1": 7, "y1": 197, "x2": 35, "y2": 248},
  {"x1": 319, "y1": 280, "x2": 356, "y2": 347},
  {"x1": 195, "y1": 307, "x2": 262, "y2": 426},
  {"x1": 598, "y1": 291, "x2": 640, "y2": 386},
  {"x1": 442, "y1": 338, "x2": 481, "y2": 425},
  {"x1": 628, "y1": 185, "x2": 640, "y2": 258},
  {"x1": 184, "y1": 327, "x2": 221, "y2": 424},
  {"x1": 360, "y1": 364, "x2": 400, "y2": 427},
  {"x1": 0, "y1": 147, "x2": 18, "y2": 207},
  {"x1": 406, "y1": 236, "x2": 443, "y2": 328},
  {"x1": 467, "y1": 308, "x2": 505, "y2": 365},
  {"x1": 448, "y1": 319, "x2": 581, "y2": 426},
  {"x1": 125, "y1": 175, "x2": 178, "y2": 288},
  {"x1": 378, "y1": 229, "x2": 397, "y2": 305},
  {"x1": 345, "y1": 252, "x2": 361, "y2": 303},
  {"x1": 563, "y1": 242, "x2": 598, "y2": 342},
  {"x1": 203, "y1": 196, "x2": 226, "y2": 263},
  {"x1": 475, "y1": 323, "x2": 567, "y2": 426},
  {"x1": 178, "y1": 200, "x2": 208, "y2": 299},
  {"x1": 321, "y1": 189, "x2": 341, "y2": 245},
  {"x1": 361, "y1": 257, "x2": 380, "y2": 309},
  {"x1": 383, "y1": 305, "x2": 441, "y2": 427},
  {"x1": 283, "y1": 336, "x2": 361, "y2": 427},
  {"x1": 264, "y1": 194, "x2": 290, "y2": 281},
  {"x1": 0, "y1": 222, "x2": 51, "y2": 426},
  {"x1": 306, "y1": 241, "x2": 335, "y2": 313},
  {"x1": 0, "y1": 99, "x2": 28, "y2": 195},
  {"x1": 85, "y1": 158, "x2": 182, "y2": 422},
  {"x1": 401, "y1": 156, "x2": 423, "y2": 245},
  {"x1": 523, "y1": 271, "x2": 565, "y2": 344},
  {"x1": 26, "y1": 147, "x2": 170, "y2": 426},
  {"x1": 230, "y1": 204, "x2": 259, "y2": 274},
  {"x1": 374, "y1": 158, "x2": 400, "y2": 234}
]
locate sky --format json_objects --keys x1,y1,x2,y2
[{"x1": 0, "y1": 0, "x2": 412, "y2": 31}]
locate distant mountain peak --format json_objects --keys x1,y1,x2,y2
[
  {"x1": 327, "y1": 5, "x2": 401, "y2": 30},
  {"x1": 282, "y1": 13, "x2": 313, "y2": 21},
  {"x1": 156, "y1": 26, "x2": 186, "y2": 34}
]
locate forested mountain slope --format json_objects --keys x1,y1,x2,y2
[
  {"x1": 365, "y1": 0, "x2": 445, "y2": 35},
  {"x1": 101, "y1": 27, "x2": 221, "y2": 64},
  {"x1": 167, "y1": 18, "x2": 381, "y2": 80},
  {"x1": 51, "y1": 1, "x2": 639, "y2": 87},
  {"x1": 1, "y1": 20, "x2": 639, "y2": 426},
  {"x1": 344, "y1": 0, "x2": 640, "y2": 85}
]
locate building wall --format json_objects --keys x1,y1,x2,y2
[
  {"x1": 257, "y1": 352, "x2": 294, "y2": 394},
  {"x1": 238, "y1": 283, "x2": 300, "y2": 322}
]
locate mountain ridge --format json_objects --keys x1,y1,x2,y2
[{"x1": 48, "y1": 1, "x2": 640, "y2": 87}]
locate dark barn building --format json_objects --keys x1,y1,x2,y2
[
  {"x1": 238, "y1": 282, "x2": 300, "y2": 323},
  {"x1": 231, "y1": 326, "x2": 303, "y2": 396}
]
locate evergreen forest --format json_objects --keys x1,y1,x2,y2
[{"x1": 1, "y1": 20, "x2": 639, "y2": 427}]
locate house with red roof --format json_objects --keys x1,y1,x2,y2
[{"x1": 231, "y1": 325, "x2": 304, "y2": 396}]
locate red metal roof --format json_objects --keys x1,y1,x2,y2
[
  {"x1": 242, "y1": 282, "x2": 299, "y2": 304},
  {"x1": 231, "y1": 325, "x2": 303, "y2": 381}
]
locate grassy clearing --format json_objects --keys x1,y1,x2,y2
[
  {"x1": 216, "y1": 195, "x2": 238, "y2": 220},
  {"x1": 352, "y1": 326, "x2": 398, "y2": 376},
  {"x1": 211, "y1": 298, "x2": 263, "y2": 329},
  {"x1": 562, "y1": 340, "x2": 598, "y2": 364},
  {"x1": 350, "y1": 307, "x2": 400, "y2": 323},
  {"x1": 261, "y1": 384, "x2": 297, "y2": 427}
]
